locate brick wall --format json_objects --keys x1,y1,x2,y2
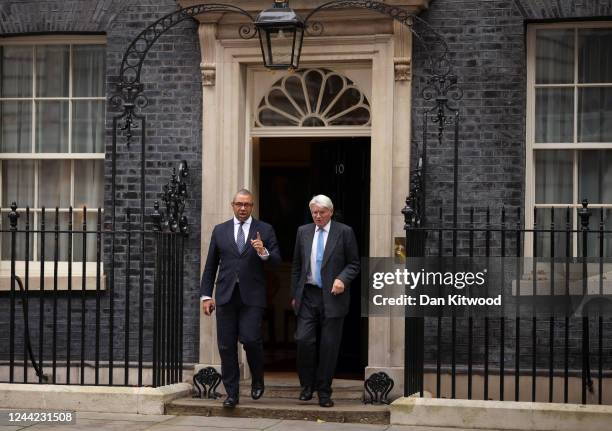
[
  {"x1": 412, "y1": 0, "x2": 612, "y2": 373},
  {"x1": 0, "y1": 0, "x2": 202, "y2": 372}
]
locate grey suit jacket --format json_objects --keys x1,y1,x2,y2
[{"x1": 290, "y1": 221, "x2": 360, "y2": 318}]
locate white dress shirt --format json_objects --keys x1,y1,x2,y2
[
  {"x1": 201, "y1": 216, "x2": 269, "y2": 301},
  {"x1": 306, "y1": 220, "x2": 331, "y2": 286}
]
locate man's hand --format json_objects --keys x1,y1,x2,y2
[
  {"x1": 250, "y1": 231, "x2": 266, "y2": 255},
  {"x1": 331, "y1": 279, "x2": 345, "y2": 295},
  {"x1": 202, "y1": 299, "x2": 216, "y2": 316}
]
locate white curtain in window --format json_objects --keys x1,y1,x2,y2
[
  {"x1": 1, "y1": 45, "x2": 32, "y2": 98},
  {"x1": 1, "y1": 160, "x2": 34, "y2": 206},
  {"x1": 72, "y1": 45, "x2": 105, "y2": 97},
  {"x1": 579, "y1": 150, "x2": 612, "y2": 204},
  {"x1": 535, "y1": 88, "x2": 573, "y2": 143},
  {"x1": 0, "y1": 160, "x2": 35, "y2": 259},
  {"x1": 72, "y1": 100, "x2": 105, "y2": 153},
  {"x1": 578, "y1": 28, "x2": 612, "y2": 83},
  {"x1": 35, "y1": 45, "x2": 69, "y2": 97},
  {"x1": 535, "y1": 151, "x2": 573, "y2": 204},
  {"x1": 536, "y1": 29, "x2": 574, "y2": 84},
  {"x1": 1, "y1": 101, "x2": 31, "y2": 152},
  {"x1": 36, "y1": 101, "x2": 69, "y2": 152},
  {"x1": 74, "y1": 160, "x2": 104, "y2": 209},
  {"x1": 38, "y1": 160, "x2": 71, "y2": 208}
]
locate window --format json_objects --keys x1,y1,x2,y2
[
  {"x1": 527, "y1": 23, "x2": 612, "y2": 257},
  {"x1": 255, "y1": 68, "x2": 371, "y2": 127},
  {"x1": 0, "y1": 36, "x2": 105, "y2": 267}
]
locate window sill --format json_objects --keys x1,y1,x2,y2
[{"x1": 0, "y1": 263, "x2": 106, "y2": 292}]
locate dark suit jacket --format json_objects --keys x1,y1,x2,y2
[
  {"x1": 291, "y1": 221, "x2": 360, "y2": 318},
  {"x1": 200, "y1": 218, "x2": 281, "y2": 308}
]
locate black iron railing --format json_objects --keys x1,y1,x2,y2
[
  {"x1": 404, "y1": 200, "x2": 612, "y2": 405},
  {"x1": 0, "y1": 165, "x2": 188, "y2": 387}
]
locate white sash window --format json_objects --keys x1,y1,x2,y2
[
  {"x1": 527, "y1": 23, "x2": 612, "y2": 257},
  {"x1": 0, "y1": 36, "x2": 105, "y2": 266}
]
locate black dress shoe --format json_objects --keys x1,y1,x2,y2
[
  {"x1": 299, "y1": 386, "x2": 313, "y2": 401},
  {"x1": 318, "y1": 397, "x2": 334, "y2": 408},
  {"x1": 251, "y1": 381, "x2": 265, "y2": 400},
  {"x1": 223, "y1": 396, "x2": 239, "y2": 408}
]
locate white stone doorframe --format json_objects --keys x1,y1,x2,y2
[{"x1": 196, "y1": 25, "x2": 413, "y2": 398}]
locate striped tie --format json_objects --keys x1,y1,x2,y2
[{"x1": 237, "y1": 222, "x2": 245, "y2": 253}]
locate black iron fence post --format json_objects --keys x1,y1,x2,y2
[
  {"x1": 9, "y1": 202, "x2": 19, "y2": 383},
  {"x1": 151, "y1": 162, "x2": 189, "y2": 387},
  {"x1": 578, "y1": 199, "x2": 592, "y2": 404},
  {"x1": 403, "y1": 164, "x2": 425, "y2": 397}
]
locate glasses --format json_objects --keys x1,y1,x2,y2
[{"x1": 232, "y1": 202, "x2": 253, "y2": 208}]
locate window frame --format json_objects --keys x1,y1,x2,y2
[
  {"x1": 526, "y1": 21, "x2": 612, "y2": 257},
  {"x1": 0, "y1": 35, "x2": 106, "y2": 284}
]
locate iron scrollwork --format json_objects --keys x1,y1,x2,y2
[
  {"x1": 302, "y1": 1, "x2": 451, "y2": 74},
  {"x1": 402, "y1": 157, "x2": 424, "y2": 229},
  {"x1": 422, "y1": 71, "x2": 462, "y2": 143},
  {"x1": 152, "y1": 161, "x2": 189, "y2": 235},
  {"x1": 111, "y1": 0, "x2": 460, "y2": 221},
  {"x1": 193, "y1": 366, "x2": 223, "y2": 399},
  {"x1": 299, "y1": 1, "x2": 462, "y2": 233},
  {"x1": 110, "y1": 4, "x2": 256, "y2": 149},
  {"x1": 364, "y1": 371, "x2": 394, "y2": 404}
]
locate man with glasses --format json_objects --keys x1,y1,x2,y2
[
  {"x1": 200, "y1": 189, "x2": 281, "y2": 408},
  {"x1": 291, "y1": 194, "x2": 360, "y2": 407}
]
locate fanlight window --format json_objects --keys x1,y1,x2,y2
[{"x1": 255, "y1": 68, "x2": 371, "y2": 127}]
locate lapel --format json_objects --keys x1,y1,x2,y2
[
  {"x1": 303, "y1": 224, "x2": 315, "y2": 274},
  {"x1": 226, "y1": 219, "x2": 240, "y2": 257},
  {"x1": 321, "y1": 221, "x2": 340, "y2": 268}
]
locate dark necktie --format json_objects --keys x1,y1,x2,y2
[{"x1": 236, "y1": 221, "x2": 246, "y2": 253}]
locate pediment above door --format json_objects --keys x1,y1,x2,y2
[{"x1": 178, "y1": 0, "x2": 431, "y2": 38}]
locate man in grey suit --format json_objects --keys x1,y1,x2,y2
[
  {"x1": 291, "y1": 194, "x2": 360, "y2": 407},
  {"x1": 201, "y1": 189, "x2": 281, "y2": 408}
]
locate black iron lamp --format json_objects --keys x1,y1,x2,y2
[{"x1": 255, "y1": 0, "x2": 304, "y2": 70}]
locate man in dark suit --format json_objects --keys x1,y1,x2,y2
[
  {"x1": 291, "y1": 194, "x2": 360, "y2": 407},
  {"x1": 200, "y1": 189, "x2": 281, "y2": 408}
]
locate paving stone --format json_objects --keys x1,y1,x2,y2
[
  {"x1": 161, "y1": 415, "x2": 282, "y2": 429},
  {"x1": 26, "y1": 418, "x2": 156, "y2": 431}
]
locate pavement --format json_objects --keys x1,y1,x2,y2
[{"x1": 0, "y1": 411, "x2": 503, "y2": 431}]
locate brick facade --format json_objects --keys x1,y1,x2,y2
[
  {"x1": 412, "y1": 0, "x2": 612, "y2": 372},
  {"x1": 2, "y1": 0, "x2": 611, "y2": 384},
  {"x1": 0, "y1": 0, "x2": 202, "y2": 368}
]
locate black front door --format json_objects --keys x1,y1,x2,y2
[
  {"x1": 311, "y1": 137, "x2": 370, "y2": 377},
  {"x1": 259, "y1": 137, "x2": 370, "y2": 378}
]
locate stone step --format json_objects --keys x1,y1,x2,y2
[
  {"x1": 238, "y1": 384, "x2": 364, "y2": 400},
  {"x1": 166, "y1": 396, "x2": 390, "y2": 425}
]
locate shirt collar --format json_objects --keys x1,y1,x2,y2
[
  {"x1": 234, "y1": 216, "x2": 252, "y2": 225},
  {"x1": 316, "y1": 220, "x2": 331, "y2": 232}
]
